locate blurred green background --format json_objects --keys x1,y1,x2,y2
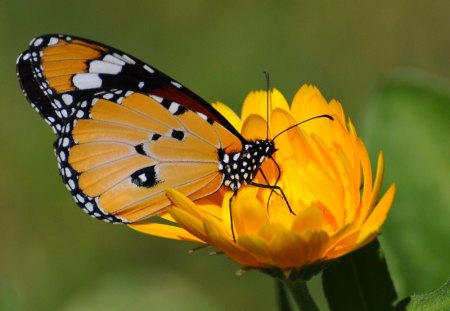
[{"x1": 1, "y1": 1, "x2": 449, "y2": 310}]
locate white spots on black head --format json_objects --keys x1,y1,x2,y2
[
  {"x1": 223, "y1": 154, "x2": 230, "y2": 164},
  {"x1": 138, "y1": 81, "x2": 144, "y2": 89},
  {"x1": 124, "y1": 90, "x2": 134, "y2": 97},
  {"x1": 143, "y1": 64, "x2": 155, "y2": 74},
  {"x1": 219, "y1": 140, "x2": 276, "y2": 191},
  {"x1": 72, "y1": 73, "x2": 102, "y2": 89},
  {"x1": 170, "y1": 81, "x2": 182, "y2": 89}
]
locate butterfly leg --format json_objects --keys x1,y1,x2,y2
[
  {"x1": 258, "y1": 156, "x2": 288, "y2": 214},
  {"x1": 229, "y1": 192, "x2": 237, "y2": 242},
  {"x1": 248, "y1": 181, "x2": 295, "y2": 215}
]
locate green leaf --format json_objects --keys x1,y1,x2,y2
[
  {"x1": 322, "y1": 239, "x2": 397, "y2": 311},
  {"x1": 362, "y1": 72, "x2": 450, "y2": 296},
  {"x1": 396, "y1": 279, "x2": 450, "y2": 311}
]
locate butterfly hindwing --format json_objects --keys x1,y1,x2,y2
[{"x1": 55, "y1": 89, "x2": 232, "y2": 222}]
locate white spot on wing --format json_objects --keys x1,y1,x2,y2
[
  {"x1": 73, "y1": 74, "x2": 102, "y2": 89},
  {"x1": 168, "y1": 102, "x2": 180, "y2": 114},
  {"x1": 33, "y1": 38, "x2": 43, "y2": 47},
  {"x1": 76, "y1": 110, "x2": 84, "y2": 118},
  {"x1": 22, "y1": 53, "x2": 31, "y2": 61},
  {"x1": 103, "y1": 54, "x2": 126, "y2": 66},
  {"x1": 85, "y1": 202, "x2": 94, "y2": 212},
  {"x1": 103, "y1": 93, "x2": 114, "y2": 99},
  {"x1": 62, "y1": 94, "x2": 73, "y2": 105},
  {"x1": 68, "y1": 179, "x2": 76, "y2": 190},
  {"x1": 170, "y1": 81, "x2": 182, "y2": 88},
  {"x1": 197, "y1": 112, "x2": 207, "y2": 120},
  {"x1": 143, "y1": 65, "x2": 155, "y2": 73},
  {"x1": 151, "y1": 95, "x2": 163, "y2": 103},
  {"x1": 59, "y1": 151, "x2": 66, "y2": 161},
  {"x1": 121, "y1": 54, "x2": 136, "y2": 64},
  {"x1": 62, "y1": 137, "x2": 70, "y2": 147},
  {"x1": 89, "y1": 60, "x2": 122, "y2": 74},
  {"x1": 48, "y1": 37, "x2": 59, "y2": 46}
]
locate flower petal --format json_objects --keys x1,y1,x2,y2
[
  {"x1": 211, "y1": 101, "x2": 242, "y2": 131},
  {"x1": 128, "y1": 222, "x2": 203, "y2": 243},
  {"x1": 241, "y1": 89, "x2": 290, "y2": 122}
]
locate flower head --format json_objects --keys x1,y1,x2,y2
[{"x1": 130, "y1": 85, "x2": 396, "y2": 274}]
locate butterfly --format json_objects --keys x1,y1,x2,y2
[{"x1": 16, "y1": 34, "x2": 290, "y2": 227}]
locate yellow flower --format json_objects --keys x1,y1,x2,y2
[{"x1": 129, "y1": 85, "x2": 396, "y2": 273}]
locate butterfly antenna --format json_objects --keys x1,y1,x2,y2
[
  {"x1": 271, "y1": 114, "x2": 334, "y2": 141},
  {"x1": 263, "y1": 71, "x2": 270, "y2": 140}
]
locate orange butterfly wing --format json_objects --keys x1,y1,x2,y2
[{"x1": 17, "y1": 34, "x2": 243, "y2": 223}]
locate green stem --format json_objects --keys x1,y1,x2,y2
[{"x1": 281, "y1": 278, "x2": 319, "y2": 311}]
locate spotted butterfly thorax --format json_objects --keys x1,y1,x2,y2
[{"x1": 17, "y1": 34, "x2": 278, "y2": 224}]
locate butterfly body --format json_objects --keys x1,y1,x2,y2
[
  {"x1": 17, "y1": 34, "x2": 275, "y2": 223},
  {"x1": 219, "y1": 140, "x2": 275, "y2": 192}
]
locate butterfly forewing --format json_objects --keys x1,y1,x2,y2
[
  {"x1": 17, "y1": 34, "x2": 243, "y2": 140},
  {"x1": 17, "y1": 34, "x2": 247, "y2": 223}
]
